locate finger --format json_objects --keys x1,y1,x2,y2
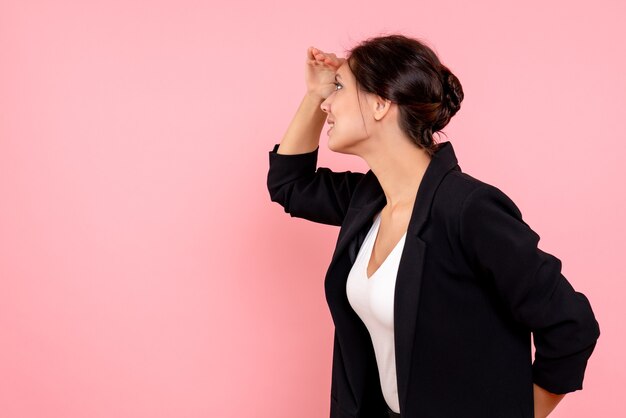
[
  {"x1": 308, "y1": 46, "x2": 322, "y2": 59},
  {"x1": 324, "y1": 53, "x2": 342, "y2": 65},
  {"x1": 313, "y1": 49, "x2": 329, "y2": 60},
  {"x1": 324, "y1": 57, "x2": 342, "y2": 69}
]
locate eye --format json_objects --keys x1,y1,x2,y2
[{"x1": 334, "y1": 82, "x2": 343, "y2": 91}]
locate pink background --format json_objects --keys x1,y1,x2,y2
[{"x1": 1, "y1": 1, "x2": 624, "y2": 417}]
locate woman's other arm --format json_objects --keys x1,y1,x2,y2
[{"x1": 459, "y1": 184, "x2": 600, "y2": 413}]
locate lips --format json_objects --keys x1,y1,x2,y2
[{"x1": 326, "y1": 116, "x2": 335, "y2": 135}]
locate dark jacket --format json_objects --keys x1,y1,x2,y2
[{"x1": 267, "y1": 141, "x2": 600, "y2": 418}]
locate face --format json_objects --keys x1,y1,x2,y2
[{"x1": 320, "y1": 62, "x2": 375, "y2": 154}]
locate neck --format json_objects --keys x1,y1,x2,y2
[{"x1": 364, "y1": 139, "x2": 433, "y2": 214}]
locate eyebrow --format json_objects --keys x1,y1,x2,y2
[{"x1": 335, "y1": 73, "x2": 343, "y2": 81}]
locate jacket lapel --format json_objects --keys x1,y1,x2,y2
[{"x1": 324, "y1": 141, "x2": 461, "y2": 414}]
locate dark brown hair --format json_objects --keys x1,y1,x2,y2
[{"x1": 346, "y1": 34, "x2": 464, "y2": 156}]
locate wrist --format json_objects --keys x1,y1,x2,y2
[
  {"x1": 305, "y1": 91, "x2": 325, "y2": 103},
  {"x1": 533, "y1": 383, "x2": 566, "y2": 418}
]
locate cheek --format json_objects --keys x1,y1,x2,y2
[{"x1": 343, "y1": 117, "x2": 365, "y2": 134}]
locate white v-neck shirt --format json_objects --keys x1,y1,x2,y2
[{"x1": 346, "y1": 210, "x2": 407, "y2": 414}]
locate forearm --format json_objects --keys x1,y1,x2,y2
[
  {"x1": 533, "y1": 383, "x2": 566, "y2": 418},
  {"x1": 277, "y1": 93, "x2": 327, "y2": 155}
]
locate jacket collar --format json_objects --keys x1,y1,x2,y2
[{"x1": 330, "y1": 140, "x2": 460, "y2": 263}]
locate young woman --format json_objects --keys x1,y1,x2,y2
[{"x1": 267, "y1": 34, "x2": 600, "y2": 418}]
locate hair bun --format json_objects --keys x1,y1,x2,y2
[{"x1": 440, "y1": 65, "x2": 464, "y2": 116}]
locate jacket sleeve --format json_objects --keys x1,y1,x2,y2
[
  {"x1": 267, "y1": 143, "x2": 365, "y2": 226},
  {"x1": 459, "y1": 184, "x2": 600, "y2": 394}
]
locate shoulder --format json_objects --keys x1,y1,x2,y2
[
  {"x1": 433, "y1": 169, "x2": 489, "y2": 210},
  {"x1": 432, "y1": 169, "x2": 523, "y2": 222}
]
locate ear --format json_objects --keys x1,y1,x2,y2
[{"x1": 372, "y1": 96, "x2": 392, "y2": 121}]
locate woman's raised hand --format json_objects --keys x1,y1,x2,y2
[{"x1": 305, "y1": 46, "x2": 346, "y2": 101}]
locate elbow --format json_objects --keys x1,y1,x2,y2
[
  {"x1": 577, "y1": 291, "x2": 601, "y2": 347},
  {"x1": 267, "y1": 179, "x2": 292, "y2": 214}
]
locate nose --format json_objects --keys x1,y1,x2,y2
[{"x1": 320, "y1": 97, "x2": 330, "y2": 114}]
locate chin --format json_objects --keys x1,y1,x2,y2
[
  {"x1": 327, "y1": 136, "x2": 338, "y2": 152},
  {"x1": 328, "y1": 139, "x2": 345, "y2": 154},
  {"x1": 328, "y1": 135, "x2": 360, "y2": 155}
]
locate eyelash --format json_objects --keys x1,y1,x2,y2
[{"x1": 334, "y1": 82, "x2": 343, "y2": 91}]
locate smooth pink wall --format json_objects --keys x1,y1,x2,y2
[{"x1": 1, "y1": 1, "x2": 624, "y2": 417}]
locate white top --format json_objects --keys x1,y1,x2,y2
[{"x1": 345, "y1": 210, "x2": 407, "y2": 414}]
